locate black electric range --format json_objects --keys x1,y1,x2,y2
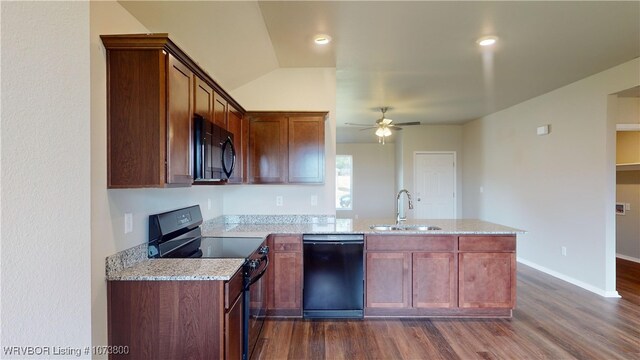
[{"x1": 148, "y1": 205, "x2": 269, "y2": 360}]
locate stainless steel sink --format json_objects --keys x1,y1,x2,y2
[
  {"x1": 400, "y1": 225, "x2": 442, "y2": 231},
  {"x1": 369, "y1": 224, "x2": 442, "y2": 231}
]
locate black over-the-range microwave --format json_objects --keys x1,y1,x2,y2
[{"x1": 193, "y1": 114, "x2": 236, "y2": 182}]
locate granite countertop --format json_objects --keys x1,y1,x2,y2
[
  {"x1": 202, "y1": 218, "x2": 525, "y2": 237},
  {"x1": 107, "y1": 258, "x2": 246, "y2": 281},
  {"x1": 107, "y1": 217, "x2": 523, "y2": 282}
]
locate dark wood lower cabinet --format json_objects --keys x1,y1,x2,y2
[
  {"x1": 413, "y1": 252, "x2": 457, "y2": 308},
  {"x1": 225, "y1": 294, "x2": 243, "y2": 360},
  {"x1": 365, "y1": 235, "x2": 515, "y2": 317},
  {"x1": 267, "y1": 235, "x2": 303, "y2": 316},
  {"x1": 459, "y1": 252, "x2": 516, "y2": 308},
  {"x1": 365, "y1": 252, "x2": 411, "y2": 308},
  {"x1": 107, "y1": 271, "x2": 243, "y2": 359}
]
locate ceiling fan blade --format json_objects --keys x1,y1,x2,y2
[
  {"x1": 345, "y1": 122, "x2": 374, "y2": 127},
  {"x1": 358, "y1": 127, "x2": 377, "y2": 131},
  {"x1": 393, "y1": 122, "x2": 421, "y2": 126}
]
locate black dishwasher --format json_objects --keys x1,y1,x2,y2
[{"x1": 303, "y1": 234, "x2": 364, "y2": 318}]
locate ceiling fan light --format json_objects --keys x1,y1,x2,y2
[
  {"x1": 383, "y1": 127, "x2": 392, "y2": 137},
  {"x1": 375, "y1": 127, "x2": 385, "y2": 137}
]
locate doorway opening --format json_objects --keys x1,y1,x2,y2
[{"x1": 614, "y1": 85, "x2": 640, "y2": 301}]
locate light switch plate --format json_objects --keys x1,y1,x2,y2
[
  {"x1": 124, "y1": 213, "x2": 133, "y2": 234},
  {"x1": 537, "y1": 125, "x2": 550, "y2": 136},
  {"x1": 311, "y1": 195, "x2": 318, "y2": 206}
]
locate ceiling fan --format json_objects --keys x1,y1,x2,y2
[{"x1": 345, "y1": 107, "x2": 420, "y2": 144}]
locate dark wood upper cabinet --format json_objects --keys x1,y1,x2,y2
[
  {"x1": 227, "y1": 105, "x2": 246, "y2": 183},
  {"x1": 166, "y1": 56, "x2": 194, "y2": 185},
  {"x1": 194, "y1": 76, "x2": 214, "y2": 122},
  {"x1": 246, "y1": 111, "x2": 327, "y2": 184},
  {"x1": 288, "y1": 117, "x2": 325, "y2": 183},
  {"x1": 101, "y1": 34, "x2": 245, "y2": 188},
  {"x1": 248, "y1": 115, "x2": 288, "y2": 184},
  {"x1": 213, "y1": 92, "x2": 228, "y2": 129}
]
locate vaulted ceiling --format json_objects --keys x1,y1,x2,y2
[{"x1": 119, "y1": 1, "x2": 639, "y2": 131}]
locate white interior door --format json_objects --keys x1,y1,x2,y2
[{"x1": 414, "y1": 152, "x2": 456, "y2": 219}]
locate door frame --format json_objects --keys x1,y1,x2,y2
[{"x1": 413, "y1": 151, "x2": 457, "y2": 219}]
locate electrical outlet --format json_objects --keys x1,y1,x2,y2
[
  {"x1": 311, "y1": 195, "x2": 318, "y2": 206},
  {"x1": 124, "y1": 213, "x2": 133, "y2": 234},
  {"x1": 480, "y1": 186, "x2": 484, "y2": 193},
  {"x1": 207, "y1": 198, "x2": 212, "y2": 210},
  {"x1": 561, "y1": 246, "x2": 567, "y2": 257},
  {"x1": 276, "y1": 196, "x2": 283, "y2": 207}
]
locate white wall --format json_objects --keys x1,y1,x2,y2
[
  {"x1": 462, "y1": 58, "x2": 640, "y2": 296},
  {"x1": 399, "y1": 125, "x2": 464, "y2": 219},
  {"x1": 226, "y1": 68, "x2": 337, "y2": 215},
  {"x1": 1, "y1": 1, "x2": 92, "y2": 355},
  {"x1": 336, "y1": 143, "x2": 396, "y2": 219},
  {"x1": 90, "y1": 1, "x2": 227, "y2": 352}
]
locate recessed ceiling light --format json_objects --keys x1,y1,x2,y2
[
  {"x1": 477, "y1": 36, "x2": 498, "y2": 47},
  {"x1": 314, "y1": 34, "x2": 332, "y2": 45}
]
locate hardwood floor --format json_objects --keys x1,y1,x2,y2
[
  {"x1": 617, "y1": 257, "x2": 640, "y2": 306},
  {"x1": 252, "y1": 263, "x2": 640, "y2": 360}
]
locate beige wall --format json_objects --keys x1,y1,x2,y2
[
  {"x1": 616, "y1": 97, "x2": 640, "y2": 124},
  {"x1": 462, "y1": 58, "x2": 640, "y2": 296},
  {"x1": 399, "y1": 125, "x2": 464, "y2": 219},
  {"x1": 226, "y1": 68, "x2": 337, "y2": 215},
  {"x1": 1, "y1": 1, "x2": 92, "y2": 354},
  {"x1": 336, "y1": 143, "x2": 396, "y2": 219}
]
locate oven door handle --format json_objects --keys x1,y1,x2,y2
[{"x1": 246, "y1": 254, "x2": 269, "y2": 288}]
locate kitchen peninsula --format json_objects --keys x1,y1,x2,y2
[
  {"x1": 108, "y1": 217, "x2": 523, "y2": 307},
  {"x1": 105, "y1": 216, "x2": 522, "y2": 358}
]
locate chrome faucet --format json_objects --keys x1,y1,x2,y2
[{"x1": 396, "y1": 189, "x2": 414, "y2": 225}]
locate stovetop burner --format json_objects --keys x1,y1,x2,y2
[{"x1": 200, "y1": 237, "x2": 265, "y2": 258}]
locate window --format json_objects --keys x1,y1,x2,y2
[{"x1": 336, "y1": 155, "x2": 352, "y2": 210}]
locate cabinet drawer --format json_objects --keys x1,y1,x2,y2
[
  {"x1": 272, "y1": 235, "x2": 302, "y2": 252},
  {"x1": 366, "y1": 235, "x2": 455, "y2": 251},
  {"x1": 459, "y1": 236, "x2": 516, "y2": 252},
  {"x1": 225, "y1": 268, "x2": 243, "y2": 310}
]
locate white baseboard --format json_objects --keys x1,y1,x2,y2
[
  {"x1": 616, "y1": 254, "x2": 640, "y2": 264},
  {"x1": 516, "y1": 258, "x2": 621, "y2": 298}
]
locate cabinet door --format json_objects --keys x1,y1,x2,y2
[
  {"x1": 288, "y1": 116, "x2": 325, "y2": 183},
  {"x1": 227, "y1": 106, "x2": 244, "y2": 183},
  {"x1": 194, "y1": 76, "x2": 213, "y2": 122},
  {"x1": 213, "y1": 92, "x2": 228, "y2": 129},
  {"x1": 459, "y1": 252, "x2": 516, "y2": 308},
  {"x1": 413, "y1": 253, "x2": 457, "y2": 308},
  {"x1": 224, "y1": 293, "x2": 243, "y2": 360},
  {"x1": 248, "y1": 116, "x2": 288, "y2": 183},
  {"x1": 167, "y1": 54, "x2": 194, "y2": 185},
  {"x1": 366, "y1": 252, "x2": 411, "y2": 308},
  {"x1": 269, "y1": 251, "x2": 302, "y2": 311}
]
